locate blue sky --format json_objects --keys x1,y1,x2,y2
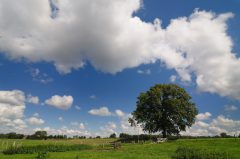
[{"x1": 0, "y1": 0, "x2": 240, "y2": 137}]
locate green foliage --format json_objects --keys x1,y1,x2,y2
[
  {"x1": 72, "y1": 136, "x2": 86, "y2": 139},
  {"x1": 35, "y1": 131, "x2": 47, "y2": 137},
  {"x1": 109, "y1": 133, "x2": 117, "y2": 138},
  {"x1": 220, "y1": 132, "x2": 228, "y2": 138},
  {"x1": 119, "y1": 133, "x2": 162, "y2": 143},
  {"x1": 132, "y1": 84, "x2": 198, "y2": 137},
  {"x1": 172, "y1": 147, "x2": 233, "y2": 159},
  {"x1": 36, "y1": 152, "x2": 48, "y2": 159},
  {"x1": 0, "y1": 133, "x2": 24, "y2": 139},
  {"x1": 3, "y1": 144, "x2": 92, "y2": 155},
  {"x1": 27, "y1": 131, "x2": 48, "y2": 140},
  {"x1": 46, "y1": 134, "x2": 67, "y2": 139}
]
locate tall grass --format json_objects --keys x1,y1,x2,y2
[
  {"x1": 3, "y1": 144, "x2": 92, "y2": 155},
  {"x1": 172, "y1": 146, "x2": 233, "y2": 159},
  {"x1": 0, "y1": 140, "x2": 22, "y2": 152}
]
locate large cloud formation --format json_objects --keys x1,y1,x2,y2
[{"x1": 0, "y1": 0, "x2": 240, "y2": 99}]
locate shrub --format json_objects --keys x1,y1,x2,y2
[
  {"x1": 172, "y1": 147, "x2": 233, "y2": 159},
  {"x1": 36, "y1": 152, "x2": 49, "y2": 159},
  {"x1": 118, "y1": 133, "x2": 162, "y2": 143}
]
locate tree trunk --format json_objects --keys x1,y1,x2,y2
[{"x1": 162, "y1": 129, "x2": 167, "y2": 138}]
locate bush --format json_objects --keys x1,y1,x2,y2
[
  {"x1": 172, "y1": 147, "x2": 233, "y2": 159},
  {"x1": 3, "y1": 144, "x2": 92, "y2": 155},
  {"x1": 36, "y1": 152, "x2": 49, "y2": 159},
  {"x1": 118, "y1": 133, "x2": 162, "y2": 143}
]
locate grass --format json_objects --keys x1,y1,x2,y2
[
  {"x1": 172, "y1": 146, "x2": 233, "y2": 159},
  {"x1": 0, "y1": 138, "x2": 239, "y2": 159},
  {"x1": 0, "y1": 138, "x2": 115, "y2": 150},
  {"x1": 2, "y1": 144, "x2": 92, "y2": 155}
]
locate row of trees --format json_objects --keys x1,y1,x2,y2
[
  {"x1": 0, "y1": 131, "x2": 67, "y2": 140},
  {"x1": 0, "y1": 131, "x2": 117, "y2": 140},
  {"x1": 1, "y1": 131, "x2": 240, "y2": 140},
  {"x1": 0, "y1": 132, "x2": 24, "y2": 139},
  {"x1": 119, "y1": 133, "x2": 240, "y2": 142},
  {"x1": 27, "y1": 131, "x2": 70, "y2": 140}
]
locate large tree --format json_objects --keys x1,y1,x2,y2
[{"x1": 131, "y1": 84, "x2": 198, "y2": 138}]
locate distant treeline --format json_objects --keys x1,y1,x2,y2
[
  {"x1": 118, "y1": 132, "x2": 240, "y2": 143},
  {"x1": 118, "y1": 133, "x2": 185, "y2": 143},
  {"x1": 0, "y1": 131, "x2": 69, "y2": 140},
  {"x1": 0, "y1": 131, "x2": 95, "y2": 140},
  {"x1": 0, "y1": 131, "x2": 239, "y2": 140},
  {"x1": 0, "y1": 132, "x2": 24, "y2": 139}
]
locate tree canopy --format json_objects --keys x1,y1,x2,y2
[
  {"x1": 109, "y1": 133, "x2": 117, "y2": 138},
  {"x1": 131, "y1": 84, "x2": 198, "y2": 138}
]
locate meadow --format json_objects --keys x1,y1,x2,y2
[{"x1": 0, "y1": 138, "x2": 239, "y2": 159}]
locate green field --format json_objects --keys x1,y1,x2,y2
[{"x1": 0, "y1": 138, "x2": 239, "y2": 159}]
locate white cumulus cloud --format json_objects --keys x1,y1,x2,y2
[
  {"x1": 45, "y1": 95, "x2": 73, "y2": 110},
  {"x1": 115, "y1": 109, "x2": 125, "y2": 118},
  {"x1": 70, "y1": 122, "x2": 85, "y2": 130},
  {"x1": 34, "y1": 126, "x2": 90, "y2": 136},
  {"x1": 27, "y1": 94, "x2": 39, "y2": 104},
  {"x1": 100, "y1": 122, "x2": 117, "y2": 136},
  {"x1": 196, "y1": 112, "x2": 212, "y2": 121},
  {"x1": 0, "y1": 90, "x2": 27, "y2": 129},
  {"x1": 183, "y1": 113, "x2": 240, "y2": 136},
  {"x1": 27, "y1": 116, "x2": 45, "y2": 125},
  {"x1": 88, "y1": 107, "x2": 112, "y2": 116},
  {"x1": 0, "y1": 91, "x2": 25, "y2": 122}
]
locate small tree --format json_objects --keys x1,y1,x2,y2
[
  {"x1": 109, "y1": 133, "x2": 117, "y2": 138},
  {"x1": 131, "y1": 84, "x2": 198, "y2": 138}
]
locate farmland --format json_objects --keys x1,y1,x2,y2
[{"x1": 0, "y1": 138, "x2": 239, "y2": 159}]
